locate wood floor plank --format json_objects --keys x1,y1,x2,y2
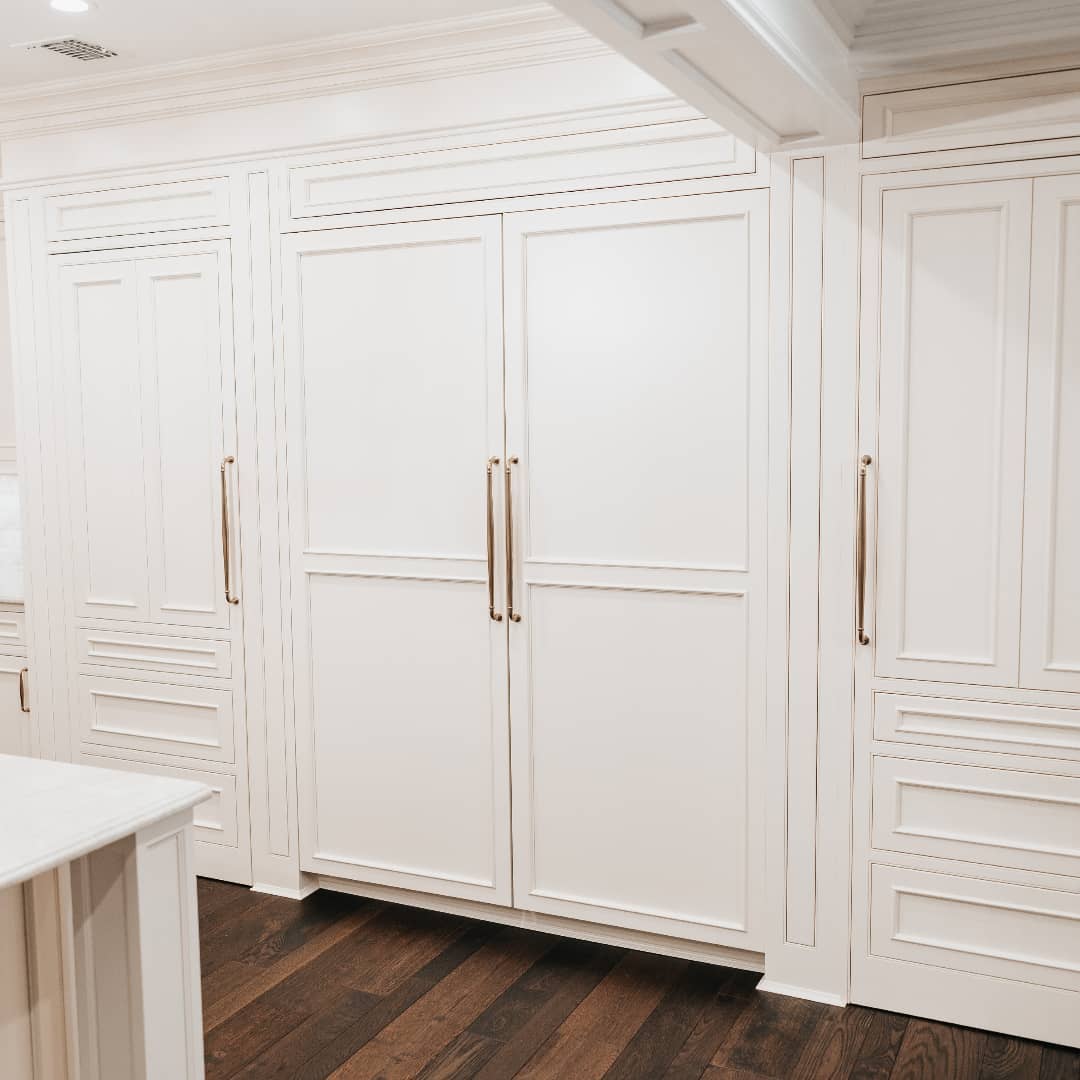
[
  {"x1": 469, "y1": 941, "x2": 623, "y2": 1080},
  {"x1": 202, "y1": 902, "x2": 384, "y2": 1031},
  {"x1": 889, "y1": 1019, "x2": 985, "y2": 1080},
  {"x1": 415, "y1": 1030, "x2": 502, "y2": 1080},
  {"x1": 660, "y1": 983, "x2": 758, "y2": 1080},
  {"x1": 510, "y1": 951, "x2": 685, "y2": 1080},
  {"x1": 978, "y1": 1034, "x2": 1043, "y2": 1079},
  {"x1": 712, "y1": 990, "x2": 831, "y2": 1078},
  {"x1": 329, "y1": 928, "x2": 552, "y2": 1079},
  {"x1": 791, "y1": 1003, "x2": 877, "y2": 1080},
  {"x1": 204, "y1": 995, "x2": 308, "y2": 1080},
  {"x1": 199, "y1": 893, "x2": 304, "y2": 977},
  {"x1": 603, "y1": 961, "x2": 728, "y2": 1080},
  {"x1": 287, "y1": 922, "x2": 499, "y2": 1080},
  {"x1": 1040, "y1": 1046, "x2": 1080, "y2": 1080},
  {"x1": 848, "y1": 1012, "x2": 910, "y2": 1080}
]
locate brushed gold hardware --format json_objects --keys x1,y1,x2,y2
[
  {"x1": 18, "y1": 667, "x2": 29, "y2": 713},
  {"x1": 486, "y1": 457, "x2": 503, "y2": 622},
  {"x1": 220, "y1": 456, "x2": 240, "y2": 606},
  {"x1": 505, "y1": 456, "x2": 521, "y2": 623},
  {"x1": 856, "y1": 454, "x2": 872, "y2": 646}
]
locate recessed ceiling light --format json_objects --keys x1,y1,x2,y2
[{"x1": 50, "y1": 0, "x2": 94, "y2": 12}]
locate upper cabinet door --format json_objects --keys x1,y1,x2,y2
[
  {"x1": 54, "y1": 244, "x2": 237, "y2": 629},
  {"x1": 1021, "y1": 175, "x2": 1080, "y2": 693},
  {"x1": 503, "y1": 192, "x2": 769, "y2": 948},
  {"x1": 871, "y1": 180, "x2": 1032, "y2": 687},
  {"x1": 282, "y1": 217, "x2": 512, "y2": 906}
]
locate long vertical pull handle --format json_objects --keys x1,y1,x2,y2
[
  {"x1": 18, "y1": 667, "x2": 29, "y2": 713},
  {"x1": 856, "y1": 454, "x2": 872, "y2": 646},
  {"x1": 220, "y1": 456, "x2": 240, "y2": 606},
  {"x1": 486, "y1": 457, "x2": 503, "y2": 622},
  {"x1": 504, "y1": 456, "x2": 522, "y2": 623}
]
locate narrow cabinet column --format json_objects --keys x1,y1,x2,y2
[
  {"x1": 283, "y1": 217, "x2": 512, "y2": 905},
  {"x1": 503, "y1": 192, "x2": 769, "y2": 950}
]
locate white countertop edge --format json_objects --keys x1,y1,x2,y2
[{"x1": 0, "y1": 755, "x2": 211, "y2": 890}]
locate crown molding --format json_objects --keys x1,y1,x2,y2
[{"x1": 0, "y1": 5, "x2": 608, "y2": 142}]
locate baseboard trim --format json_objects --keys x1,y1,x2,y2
[
  {"x1": 252, "y1": 880, "x2": 319, "y2": 901},
  {"x1": 756, "y1": 979, "x2": 847, "y2": 1007},
  {"x1": 315, "y1": 873, "x2": 766, "y2": 972}
]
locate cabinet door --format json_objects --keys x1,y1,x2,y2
[
  {"x1": 284, "y1": 217, "x2": 512, "y2": 905},
  {"x1": 503, "y1": 192, "x2": 768, "y2": 948},
  {"x1": 53, "y1": 245, "x2": 236, "y2": 629},
  {"x1": 1021, "y1": 175, "x2": 1080, "y2": 692},
  {"x1": 0, "y1": 659, "x2": 28, "y2": 756},
  {"x1": 871, "y1": 180, "x2": 1032, "y2": 686}
]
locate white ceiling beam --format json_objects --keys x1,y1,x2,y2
[{"x1": 547, "y1": 0, "x2": 860, "y2": 149}]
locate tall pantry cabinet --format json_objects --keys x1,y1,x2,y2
[{"x1": 285, "y1": 190, "x2": 769, "y2": 951}]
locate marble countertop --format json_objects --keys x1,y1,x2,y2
[{"x1": 0, "y1": 755, "x2": 209, "y2": 889}]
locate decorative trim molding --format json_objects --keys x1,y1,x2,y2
[{"x1": 0, "y1": 6, "x2": 607, "y2": 142}]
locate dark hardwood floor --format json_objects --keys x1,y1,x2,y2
[{"x1": 197, "y1": 879, "x2": 1080, "y2": 1080}]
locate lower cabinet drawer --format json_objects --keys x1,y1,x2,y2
[
  {"x1": 870, "y1": 862, "x2": 1080, "y2": 993},
  {"x1": 81, "y1": 752, "x2": 239, "y2": 850},
  {"x1": 0, "y1": 606, "x2": 25, "y2": 651},
  {"x1": 872, "y1": 755, "x2": 1080, "y2": 877},
  {"x1": 77, "y1": 627, "x2": 231, "y2": 678},
  {"x1": 78, "y1": 674, "x2": 235, "y2": 764}
]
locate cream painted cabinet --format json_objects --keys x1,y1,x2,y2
[
  {"x1": 45, "y1": 240, "x2": 252, "y2": 884},
  {"x1": 0, "y1": 659, "x2": 28, "y2": 756},
  {"x1": 853, "y1": 171, "x2": 1080, "y2": 1050},
  {"x1": 52, "y1": 246, "x2": 237, "y2": 629},
  {"x1": 504, "y1": 193, "x2": 768, "y2": 948},
  {"x1": 284, "y1": 217, "x2": 513, "y2": 905},
  {"x1": 1020, "y1": 174, "x2": 1080, "y2": 694},
  {"x1": 287, "y1": 193, "x2": 768, "y2": 949}
]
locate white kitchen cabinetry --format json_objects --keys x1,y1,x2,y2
[
  {"x1": 37, "y1": 235, "x2": 253, "y2": 884},
  {"x1": 853, "y1": 167, "x2": 1080, "y2": 1049},
  {"x1": 504, "y1": 193, "x2": 768, "y2": 948},
  {"x1": 284, "y1": 192, "x2": 768, "y2": 950}
]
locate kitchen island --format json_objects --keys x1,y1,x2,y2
[{"x1": 0, "y1": 754, "x2": 209, "y2": 1079}]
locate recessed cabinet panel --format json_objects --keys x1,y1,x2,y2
[
  {"x1": 1021, "y1": 175, "x2": 1080, "y2": 692},
  {"x1": 874, "y1": 181, "x2": 1032, "y2": 685},
  {"x1": 58, "y1": 263, "x2": 149, "y2": 621},
  {"x1": 301, "y1": 574, "x2": 510, "y2": 903},
  {"x1": 523, "y1": 585, "x2": 751, "y2": 937},
  {"x1": 289, "y1": 220, "x2": 499, "y2": 559},
  {"x1": 519, "y1": 208, "x2": 754, "y2": 571},
  {"x1": 872, "y1": 755, "x2": 1080, "y2": 878},
  {"x1": 79, "y1": 674, "x2": 235, "y2": 764},
  {"x1": 77, "y1": 628, "x2": 231, "y2": 678},
  {"x1": 140, "y1": 256, "x2": 231, "y2": 628}
]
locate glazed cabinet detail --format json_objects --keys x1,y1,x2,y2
[{"x1": 284, "y1": 192, "x2": 769, "y2": 949}]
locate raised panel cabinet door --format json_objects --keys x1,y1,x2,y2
[
  {"x1": 283, "y1": 216, "x2": 512, "y2": 905},
  {"x1": 872, "y1": 180, "x2": 1033, "y2": 686},
  {"x1": 503, "y1": 191, "x2": 769, "y2": 948},
  {"x1": 1021, "y1": 174, "x2": 1080, "y2": 692},
  {"x1": 53, "y1": 245, "x2": 238, "y2": 629}
]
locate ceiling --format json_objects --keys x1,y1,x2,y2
[{"x1": 0, "y1": 0, "x2": 537, "y2": 89}]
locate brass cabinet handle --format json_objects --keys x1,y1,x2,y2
[
  {"x1": 504, "y1": 456, "x2": 522, "y2": 623},
  {"x1": 486, "y1": 457, "x2": 503, "y2": 622},
  {"x1": 220, "y1": 456, "x2": 240, "y2": 606},
  {"x1": 18, "y1": 668, "x2": 29, "y2": 713},
  {"x1": 856, "y1": 454, "x2": 872, "y2": 646}
]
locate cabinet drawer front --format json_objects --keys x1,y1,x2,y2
[
  {"x1": 870, "y1": 863, "x2": 1080, "y2": 993},
  {"x1": 77, "y1": 628, "x2": 231, "y2": 678},
  {"x1": 289, "y1": 121, "x2": 754, "y2": 220},
  {"x1": 79, "y1": 675, "x2": 235, "y2": 763},
  {"x1": 45, "y1": 177, "x2": 230, "y2": 241},
  {"x1": 875, "y1": 692, "x2": 1080, "y2": 760},
  {"x1": 81, "y1": 752, "x2": 238, "y2": 849},
  {"x1": 873, "y1": 756, "x2": 1080, "y2": 877},
  {"x1": 0, "y1": 607, "x2": 25, "y2": 652}
]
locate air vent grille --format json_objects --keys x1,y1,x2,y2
[{"x1": 27, "y1": 38, "x2": 117, "y2": 61}]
